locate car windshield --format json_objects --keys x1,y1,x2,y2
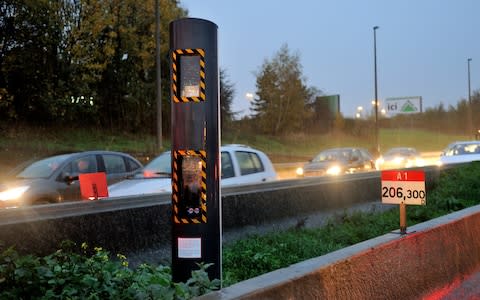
[
  {"x1": 445, "y1": 143, "x2": 480, "y2": 156},
  {"x1": 312, "y1": 149, "x2": 352, "y2": 162},
  {"x1": 138, "y1": 152, "x2": 171, "y2": 178},
  {"x1": 15, "y1": 154, "x2": 71, "y2": 179}
]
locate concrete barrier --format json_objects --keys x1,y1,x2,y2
[{"x1": 199, "y1": 204, "x2": 480, "y2": 299}]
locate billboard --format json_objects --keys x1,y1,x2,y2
[
  {"x1": 385, "y1": 96, "x2": 422, "y2": 114},
  {"x1": 315, "y1": 95, "x2": 340, "y2": 118}
]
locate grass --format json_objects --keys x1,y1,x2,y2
[
  {"x1": 223, "y1": 209, "x2": 400, "y2": 286},
  {"x1": 222, "y1": 161, "x2": 480, "y2": 286},
  {"x1": 224, "y1": 128, "x2": 467, "y2": 160},
  {"x1": 378, "y1": 128, "x2": 469, "y2": 152},
  {"x1": 0, "y1": 125, "x2": 470, "y2": 168}
]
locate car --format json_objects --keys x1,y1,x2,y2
[
  {"x1": 108, "y1": 144, "x2": 277, "y2": 197},
  {"x1": 375, "y1": 147, "x2": 425, "y2": 170},
  {"x1": 438, "y1": 141, "x2": 480, "y2": 165},
  {"x1": 296, "y1": 147, "x2": 376, "y2": 177},
  {"x1": 0, "y1": 151, "x2": 143, "y2": 207}
]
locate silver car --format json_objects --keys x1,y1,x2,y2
[
  {"x1": 439, "y1": 141, "x2": 480, "y2": 165},
  {"x1": 108, "y1": 145, "x2": 278, "y2": 197}
]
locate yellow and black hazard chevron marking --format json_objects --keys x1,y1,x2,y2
[
  {"x1": 171, "y1": 48, "x2": 206, "y2": 103},
  {"x1": 172, "y1": 150, "x2": 207, "y2": 224}
]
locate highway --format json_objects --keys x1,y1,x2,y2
[
  {"x1": 273, "y1": 151, "x2": 442, "y2": 179},
  {"x1": 1, "y1": 162, "x2": 478, "y2": 298}
]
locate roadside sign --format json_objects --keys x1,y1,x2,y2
[
  {"x1": 381, "y1": 170, "x2": 426, "y2": 205},
  {"x1": 381, "y1": 170, "x2": 426, "y2": 235},
  {"x1": 385, "y1": 96, "x2": 422, "y2": 114}
]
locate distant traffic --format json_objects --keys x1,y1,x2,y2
[{"x1": 1, "y1": 141, "x2": 480, "y2": 208}]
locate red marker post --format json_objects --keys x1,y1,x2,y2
[{"x1": 381, "y1": 170, "x2": 426, "y2": 234}]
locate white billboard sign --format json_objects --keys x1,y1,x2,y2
[{"x1": 385, "y1": 96, "x2": 422, "y2": 114}]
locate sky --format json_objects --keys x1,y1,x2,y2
[{"x1": 179, "y1": 0, "x2": 480, "y2": 118}]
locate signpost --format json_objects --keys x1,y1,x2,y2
[
  {"x1": 381, "y1": 170, "x2": 426, "y2": 234},
  {"x1": 385, "y1": 96, "x2": 422, "y2": 115}
]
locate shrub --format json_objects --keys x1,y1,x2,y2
[{"x1": 0, "y1": 241, "x2": 219, "y2": 299}]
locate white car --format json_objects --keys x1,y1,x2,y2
[
  {"x1": 108, "y1": 145, "x2": 277, "y2": 197},
  {"x1": 439, "y1": 141, "x2": 480, "y2": 165}
]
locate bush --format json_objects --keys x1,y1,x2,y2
[{"x1": 0, "y1": 241, "x2": 219, "y2": 299}]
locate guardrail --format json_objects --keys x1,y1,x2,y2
[{"x1": 0, "y1": 166, "x2": 443, "y2": 258}]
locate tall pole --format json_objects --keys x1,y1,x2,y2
[
  {"x1": 155, "y1": 0, "x2": 163, "y2": 152},
  {"x1": 373, "y1": 26, "x2": 380, "y2": 156},
  {"x1": 468, "y1": 58, "x2": 472, "y2": 137}
]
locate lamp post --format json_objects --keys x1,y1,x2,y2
[
  {"x1": 373, "y1": 26, "x2": 380, "y2": 156},
  {"x1": 155, "y1": 0, "x2": 163, "y2": 152},
  {"x1": 468, "y1": 58, "x2": 472, "y2": 137}
]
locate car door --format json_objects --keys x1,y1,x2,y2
[
  {"x1": 224, "y1": 150, "x2": 268, "y2": 186},
  {"x1": 100, "y1": 154, "x2": 132, "y2": 185},
  {"x1": 221, "y1": 151, "x2": 236, "y2": 182},
  {"x1": 349, "y1": 149, "x2": 364, "y2": 170},
  {"x1": 58, "y1": 154, "x2": 99, "y2": 201}
]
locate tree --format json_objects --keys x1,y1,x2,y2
[
  {"x1": 0, "y1": 0, "x2": 78, "y2": 123},
  {"x1": 219, "y1": 68, "x2": 235, "y2": 131},
  {"x1": 251, "y1": 44, "x2": 313, "y2": 135},
  {"x1": 0, "y1": 0, "x2": 187, "y2": 132},
  {"x1": 68, "y1": 0, "x2": 186, "y2": 131}
]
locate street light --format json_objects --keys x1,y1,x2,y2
[
  {"x1": 356, "y1": 106, "x2": 363, "y2": 119},
  {"x1": 373, "y1": 26, "x2": 380, "y2": 156},
  {"x1": 468, "y1": 58, "x2": 472, "y2": 136},
  {"x1": 155, "y1": 0, "x2": 162, "y2": 152}
]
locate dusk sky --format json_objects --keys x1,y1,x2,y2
[{"x1": 179, "y1": 0, "x2": 479, "y2": 118}]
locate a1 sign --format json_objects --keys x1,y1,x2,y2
[{"x1": 381, "y1": 170, "x2": 426, "y2": 205}]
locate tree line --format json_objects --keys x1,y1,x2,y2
[
  {"x1": 249, "y1": 43, "x2": 480, "y2": 137},
  {"x1": 1, "y1": 0, "x2": 478, "y2": 138},
  {"x1": 0, "y1": 0, "x2": 236, "y2": 136}
]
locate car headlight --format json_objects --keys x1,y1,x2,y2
[
  {"x1": 295, "y1": 167, "x2": 304, "y2": 177},
  {"x1": 393, "y1": 156, "x2": 404, "y2": 164},
  {"x1": 375, "y1": 157, "x2": 384, "y2": 169},
  {"x1": 415, "y1": 158, "x2": 425, "y2": 167},
  {"x1": 326, "y1": 166, "x2": 341, "y2": 176},
  {"x1": 0, "y1": 186, "x2": 30, "y2": 201},
  {"x1": 405, "y1": 160, "x2": 414, "y2": 168}
]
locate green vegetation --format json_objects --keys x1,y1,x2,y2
[
  {"x1": 0, "y1": 241, "x2": 219, "y2": 300},
  {"x1": 0, "y1": 125, "x2": 468, "y2": 169},
  {"x1": 378, "y1": 128, "x2": 469, "y2": 153},
  {"x1": 222, "y1": 162, "x2": 480, "y2": 286},
  {"x1": 0, "y1": 1, "x2": 187, "y2": 132}
]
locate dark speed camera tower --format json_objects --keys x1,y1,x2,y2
[{"x1": 169, "y1": 18, "x2": 221, "y2": 283}]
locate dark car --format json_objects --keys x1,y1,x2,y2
[
  {"x1": 0, "y1": 151, "x2": 142, "y2": 207},
  {"x1": 297, "y1": 147, "x2": 376, "y2": 177}
]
